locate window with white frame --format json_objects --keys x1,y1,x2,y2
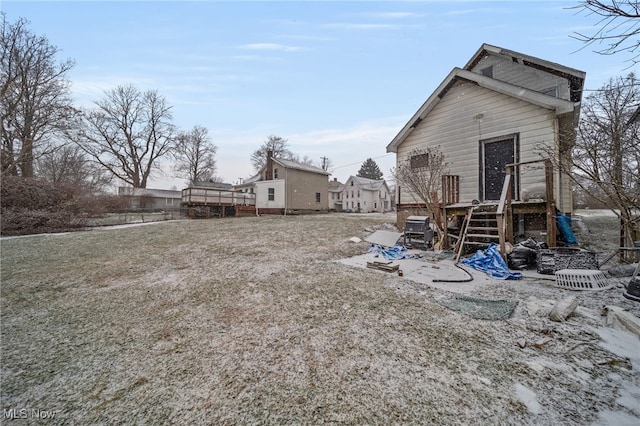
[{"x1": 268, "y1": 188, "x2": 275, "y2": 201}]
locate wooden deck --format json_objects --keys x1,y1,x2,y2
[
  {"x1": 181, "y1": 187, "x2": 256, "y2": 218},
  {"x1": 181, "y1": 187, "x2": 256, "y2": 207}
]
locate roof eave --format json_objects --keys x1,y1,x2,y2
[{"x1": 386, "y1": 68, "x2": 579, "y2": 153}]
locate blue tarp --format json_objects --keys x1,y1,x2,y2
[
  {"x1": 368, "y1": 244, "x2": 422, "y2": 260},
  {"x1": 462, "y1": 243, "x2": 522, "y2": 280},
  {"x1": 556, "y1": 212, "x2": 578, "y2": 245}
]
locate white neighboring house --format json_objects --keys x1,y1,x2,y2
[
  {"x1": 342, "y1": 176, "x2": 391, "y2": 213},
  {"x1": 118, "y1": 187, "x2": 182, "y2": 210},
  {"x1": 328, "y1": 178, "x2": 344, "y2": 211}
]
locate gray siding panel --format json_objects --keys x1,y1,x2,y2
[{"x1": 471, "y1": 55, "x2": 571, "y2": 100}]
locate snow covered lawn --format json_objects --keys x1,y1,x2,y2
[{"x1": 1, "y1": 212, "x2": 638, "y2": 424}]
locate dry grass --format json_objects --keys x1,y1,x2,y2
[{"x1": 1, "y1": 213, "x2": 639, "y2": 424}]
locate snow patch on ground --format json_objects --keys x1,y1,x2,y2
[
  {"x1": 594, "y1": 410, "x2": 640, "y2": 426},
  {"x1": 513, "y1": 383, "x2": 542, "y2": 415},
  {"x1": 592, "y1": 326, "x2": 640, "y2": 369}
]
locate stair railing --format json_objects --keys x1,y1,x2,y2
[{"x1": 496, "y1": 166, "x2": 513, "y2": 255}]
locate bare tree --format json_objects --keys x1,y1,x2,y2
[
  {"x1": 74, "y1": 85, "x2": 176, "y2": 188},
  {"x1": 250, "y1": 135, "x2": 295, "y2": 171},
  {"x1": 36, "y1": 144, "x2": 112, "y2": 192},
  {"x1": 555, "y1": 73, "x2": 640, "y2": 247},
  {"x1": 174, "y1": 125, "x2": 219, "y2": 184},
  {"x1": 393, "y1": 146, "x2": 448, "y2": 239},
  {"x1": 1, "y1": 13, "x2": 77, "y2": 178},
  {"x1": 571, "y1": 1, "x2": 640, "y2": 65},
  {"x1": 289, "y1": 153, "x2": 315, "y2": 166}
]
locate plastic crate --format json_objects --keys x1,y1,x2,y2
[{"x1": 555, "y1": 269, "x2": 612, "y2": 291}]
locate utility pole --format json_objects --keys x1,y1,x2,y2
[{"x1": 321, "y1": 156, "x2": 328, "y2": 171}]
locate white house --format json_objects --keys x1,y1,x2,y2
[
  {"x1": 342, "y1": 176, "x2": 391, "y2": 213},
  {"x1": 387, "y1": 43, "x2": 585, "y2": 214},
  {"x1": 328, "y1": 178, "x2": 344, "y2": 211},
  {"x1": 386, "y1": 43, "x2": 585, "y2": 248}
]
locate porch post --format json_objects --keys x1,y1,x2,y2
[{"x1": 545, "y1": 159, "x2": 557, "y2": 247}]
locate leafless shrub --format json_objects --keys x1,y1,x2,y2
[
  {"x1": 0, "y1": 176, "x2": 120, "y2": 235},
  {"x1": 392, "y1": 146, "x2": 448, "y2": 239}
]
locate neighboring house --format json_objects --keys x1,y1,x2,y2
[
  {"x1": 342, "y1": 175, "x2": 391, "y2": 213},
  {"x1": 191, "y1": 180, "x2": 233, "y2": 191},
  {"x1": 118, "y1": 187, "x2": 182, "y2": 210},
  {"x1": 328, "y1": 178, "x2": 344, "y2": 211},
  {"x1": 386, "y1": 43, "x2": 585, "y2": 247},
  {"x1": 236, "y1": 151, "x2": 330, "y2": 214}
]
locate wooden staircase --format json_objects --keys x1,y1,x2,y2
[
  {"x1": 455, "y1": 205, "x2": 503, "y2": 262},
  {"x1": 455, "y1": 172, "x2": 512, "y2": 262},
  {"x1": 450, "y1": 159, "x2": 560, "y2": 261}
]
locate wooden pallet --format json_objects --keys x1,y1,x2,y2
[{"x1": 366, "y1": 261, "x2": 400, "y2": 272}]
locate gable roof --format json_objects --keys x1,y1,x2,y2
[
  {"x1": 465, "y1": 44, "x2": 586, "y2": 102},
  {"x1": 239, "y1": 157, "x2": 330, "y2": 187},
  {"x1": 386, "y1": 67, "x2": 578, "y2": 153},
  {"x1": 346, "y1": 175, "x2": 388, "y2": 191},
  {"x1": 328, "y1": 179, "x2": 344, "y2": 192},
  {"x1": 272, "y1": 157, "x2": 330, "y2": 175}
]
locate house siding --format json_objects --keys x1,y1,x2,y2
[
  {"x1": 284, "y1": 168, "x2": 328, "y2": 211},
  {"x1": 255, "y1": 180, "x2": 285, "y2": 209},
  {"x1": 396, "y1": 80, "x2": 567, "y2": 209},
  {"x1": 471, "y1": 55, "x2": 571, "y2": 100}
]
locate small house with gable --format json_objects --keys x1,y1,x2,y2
[
  {"x1": 237, "y1": 151, "x2": 330, "y2": 214},
  {"x1": 386, "y1": 43, "x2": 585, "y2": 251}
]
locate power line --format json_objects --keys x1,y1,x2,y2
[{"x1": 331, "y1": 153, "x2": 394, "y2": 171}]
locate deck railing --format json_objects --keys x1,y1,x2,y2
[{"x1": 181, "y1": 188, "x2": 256, "y2": 206}]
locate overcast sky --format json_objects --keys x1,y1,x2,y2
[{"x1": 2, "y1": 1, "x2": 636, "y2": 190}]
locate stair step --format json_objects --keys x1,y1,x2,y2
[
  {"x1": 467, "y1": 226, "x2": 499, "y2": 231},
  {"x1": 463, "y1": 241, "x2": 496, "y2": 246},
  {"x1": 466, "y1": 233, "x2": 500, "y2": 239}
]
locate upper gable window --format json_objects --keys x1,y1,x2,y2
[
  {"x1": 274, "y1": 168, "x2": 279, "y2": 179},
  {"x1": 350, "y1": 180, "x2": 354, "y2": 186},
  {"x1": 480, "y1": 66, "x2": 493, "y2": 78},
  {"x1": 410, "y1": 153, "x2": 429, "y2": 170}
]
